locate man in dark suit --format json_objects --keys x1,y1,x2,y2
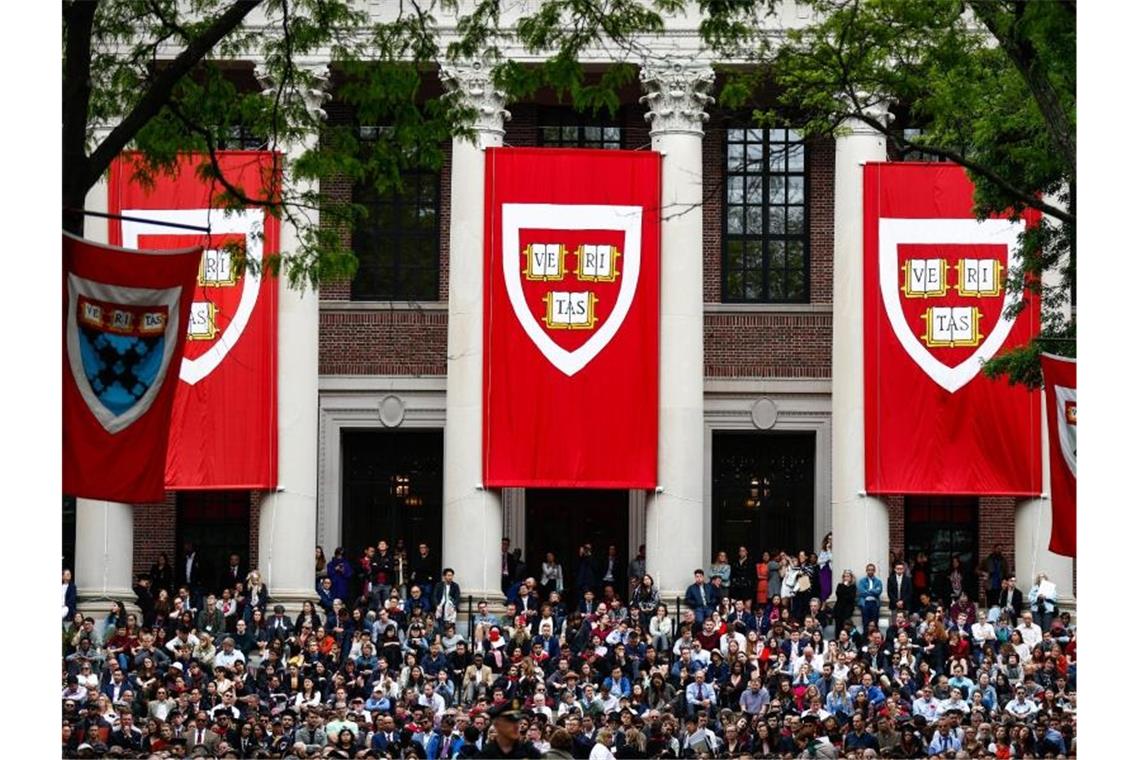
[
  {"x1": 500, "y1": 538, "x2": 519, "y2": 596},
  {"x1": 218, "y1": 552, "x2": 246, "y2": 593},
  {"x1": 267, "y1": 604, "x2": 294, "y2": 642},
  {"x1": 179, "y1": 542, "x2": 209, "y2": 606},
  {"x1": 598, "y1": 545, "x2": 624, "y2": 596},
  {"x1": 999, "y1": 576, "x2": 1024, "y2": 616},
  {"x1": 684, "y1": 569, "x2": 716, "y2": 624},
  {"x1": 887, "y1": 561, "x2": 912, "y2": 613}
]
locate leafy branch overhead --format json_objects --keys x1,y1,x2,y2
[{"x1": 64, "y1": 0, "x2": 1073, "y2": 380}]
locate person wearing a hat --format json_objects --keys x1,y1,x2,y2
[{"x1": 479, "y1": 699, "x2": 538, "y2": 758}]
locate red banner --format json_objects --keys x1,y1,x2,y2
[
  {"x1": 109, "y1": 153, "x2": 279, "y2": 489},
  {"x1": 1042, "y1": 353, "x2": 1076, "y2": 556},
  {"x1": 483, "y1": 148, "x2": 661, "y2": 487},
  {"x1": 864, "y1": 163, "x2": 1042, "y2": 495},
  {"x1": 63, "y1": 233, "x2": 201, "y2": 502}
]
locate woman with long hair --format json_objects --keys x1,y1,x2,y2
[
  {"x1": 818, "y1": 533, "x2": 834, "y2": 600},
  {"x1": 833, "y1": 569, "x2": 857, "y2": 628},
  {"x1": 540, "y1": 551, "x2": 564, "y2": 600},
  {"x1": 709, "y1": 550, "x2": 731, "y2": 587},
  {"x1": 630, "y1": 573, "x2": 660, "y2": 626},
  {"x1": 315, "y1": 545, "x2": 327, "y2": 579}
]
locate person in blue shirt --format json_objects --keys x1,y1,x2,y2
[
  {"x1": 857, "y1": 564, "x2": 883, "y2": 635},
  {"x1": 842, "y1": 714, "x2": 880, "y2": 753}
]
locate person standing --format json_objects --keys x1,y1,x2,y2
[
  {"x1": 411, "y1": 542, "x2": 439, "y2": 603},
  {"x1": 326, "y1": 548, "x2": 353, "y2": 605},
  {"x1": 729, "y1": 546, "x2": 756, "y2": 602},
  {"x1": 478, "y1": 700, "x2": 538, "y2": 758},
  {"x1": 981, "y1": 544, "x2": 1010, "y2": 608},
  {"x1": 818, "y1": 534, "x2": 834, "y2": 600},
  {"x1": 501, "y1": 538, "x2": 519, "y2": 597},
  {"x1": 833, "y1": 570, "x2": 857, "y2": 630},
  {"x1": 886, "y1": 561, "x2": 912, "y2": 615},
  {"x1": 857, "y1": 564, "x2": 883, "y2": 635},
  {"x1": 1028, "y1": 573, "x2": 1058, "y2": 631},
  {"x1": 627, "y1": 545, "x2": 647, "y2": 597}
]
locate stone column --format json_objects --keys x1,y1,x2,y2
[
  {"x1": 74, "y1": 153, "x2": 138, "y2": 613},
  {"x1": 640, "y1": 58, "x2": 714, "y2": 601},
  {"x1": 254, "y1": 62, "x2": 329, "y2": 612},
  {"x1": 439, "y1": 59, "x2": 510, "y2": 601},
  {"x1": 829, "y1": 110, "x2": 891, "y2": 598}
]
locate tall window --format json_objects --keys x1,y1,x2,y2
[
  {"x1": 351, "y1": 127, "x2": 441, "y2": 301},
  {"x1": 177, "y1": 491, "x2": 251, "y2": 582},
  {"x1": 723, "y1": 127, "x2": 809, "y2": 302},
  {"x1": 537, "y1": 107, "x2": 623, "y2": 149}
]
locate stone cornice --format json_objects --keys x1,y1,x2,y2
[{"x1": 440, "y1": 58, "x2": 511, "y2": 145}]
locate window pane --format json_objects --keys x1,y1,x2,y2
[
  {"x1": 787, "y1": 176, "x2": 804, "y2": 203},
  {"x1": 584, "y1": 126, "x2": 601, "y2": 143},
  {"x1": 747, "y1": 128, "x2": 763, "y2": 142},
  {"x1": 728, "y1": 129, "x2": 745, "y2": 143},
  {"x1": 604, "y1": 127, "x2": 620, "y2": 142},
  {"x1": 725, "y1": 239, "x2": 744, "y2": 269},
  {"x1": 746, "y1": 241, "x2": 764, "y2": 268},
  {"x1": 542, "y1": 126, "x2": 561, "y2": 144},
  {"x1": 768, "y1": 146, "x2": 786, "y2": 172},
  {"x1": 727, "y1": 143, "x2": 744, "y2": 172},
  {"x1": 787, "y1": 143, "x2": 805, "y2": 172},
  {"x1": 768, "y1": 176, "x2": 785, "y2": 203},
  {"x1": 746, "y1": 206, "x2": 764, "y2": 235},
  {"x1": 770, "y1": 128, "x2": 786, "y2": 141},
  {"x1": 786, "y1": 240, "x2": 804, "y2": 270},
  {"x1": 746, "y1": 176, "x2": 764, "y2": 203},
  {"x1": 746, "y1": 143, "x2": 763, "y2": 170},
  {"x1": 727, "y1": 206, "x2": 744, "y2": 235},
  {"x1": 787, "y1": 267, "x2": 805, "y2": 301},
  {"x1": 745, "y1": 269, "x2": 764, "y2": 300},
  {"x1": 561, "y1": 126, "x2": 578, "y2": 142},
  {"x1": 768, "y1": 268, "x2": 785, "y2": 300},
  {"x1": 770, "y1": 240, "x2": 785, "y2": 271},
  {"x1": 786, "y1": 205, "x2": 804, "y2": 235},
  {"x1": 727, "y1": 176, "x2": 744, "y2": 204},
  {"x1": 768, "y1": 206, "x2": 785, "y2": 235},
  {"x1": 726, "y1": 270, "x2": 743, "y2": 298}
]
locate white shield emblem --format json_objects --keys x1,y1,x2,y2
[
  {"x1": 878, "y1": 217, "x2": 1026, "y2": 393},
  {"x1": 501, "y1": 203, "x2": 643, "y2": 377},
  {"x1": 120, "y1": 208, "x2": 265, "y2": 385},
  {"x1": 1054, "y1": 385, "x2": 1076, "y2": 476}
]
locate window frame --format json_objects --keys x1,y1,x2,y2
[
  {"x1": 536, "y1": 106, "x2": 625, "y2": 150},
  {"x1": 721, "y1": 125, "x2": 811, "y2": 304},
  {"x1": 903, "y1": 496, "x2": 980, "y2": 578},
  {"x1": 349, "y1": 125, "x2": 442, "y2": 302}
]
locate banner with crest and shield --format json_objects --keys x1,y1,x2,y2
[
  {"x1": 109, "y1": 152, "x2": 279, "y2": 490},
  {"x1": 483, "y1": 148, "x2": 661, "y2": 488},
  {"x1": 864, "y1": 163, "x2": 1042, "y2": 495},
  {"x1": 63, "y1": 233, "x2": 202, "y2": 502}
]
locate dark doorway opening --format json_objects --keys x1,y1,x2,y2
[
  {"x1": 176, "y1": 491, "x2": 251, "y2": 594},
  {"x1": 525, "y1": 489, "x2": 629, "y2": 607},
  {"x1": 63, "y1": 496, "x2": 77, "y2": 573},
  {"x1": 711, "y1": 431, "x2": 815, "y2": 560},
  {"x1": 904, "y1": 496, "x2": 979, "y2": 597},
  {"x1": 340, "y1": 429, "x2": 444, "y2": 563}
]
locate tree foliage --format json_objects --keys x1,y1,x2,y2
[{"x1": 64, "y1": 0, "x2": 1074, "y2": 383}]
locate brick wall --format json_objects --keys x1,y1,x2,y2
[
  {"x1": 133, "y1": 494, "x2": 178, "y2": 581},
  {"x1": 704, "y1": 312, "x2": 832, "y2": 378},
  {"x1": 319, "y1": 308, "x2": 449, "y2": 375}
]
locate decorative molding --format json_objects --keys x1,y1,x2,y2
[
  {"x1": 255, "y1": 61, "x2": 331, "y2": 121},
  {"x1": 841, "y1": 91, "x2": 895, "y2": 138},
  {"x1": 440, "y1": 58, "x2": 511, "y2": 146},
  {"x1": 378, "y1": 395, "x2": 406, "y2": 427},
  {"x1": 640, "y1": 58, "x2": 715, "y2": 137},
  {"x1": 320, "y1": 300, "x2": 449, "y2": 312},
  {"x1": 751, "y1": 398, "x2": 778, "y2": 430},
  {"x1": 704, "y1": 302, "x2": 833, "y2": 314}
]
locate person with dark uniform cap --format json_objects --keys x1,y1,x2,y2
[{"x1": 479, "y1": 698, "x2": 538, "y2": 758}]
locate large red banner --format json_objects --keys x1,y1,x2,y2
[
  {"x1": 864, "y1": 163, "x2": 1042, "y2": 495},
  {"x1": 1041, "y1": 353, "x2": 1076, "y2": 556},
  {"x1": 483, "y1": 148, "x2": 661, "y2": 487},
  {"x1": 63, "y1": 233, "x2": 201, "y2": 502},
  {"x1": 109, "y1": 153, "x2": 279, "y2": 489}
]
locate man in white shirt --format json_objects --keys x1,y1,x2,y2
[
  {"x1": 913, "y1": 687, "x2": 941, "y2": 722},
  {"x1": 418, "y1": 682, "x2": 447, "y2": 714},
  {"x1": 1016, "y1": 611, "x2": 1043, "y2": 649},
  {"x1": 1005, "y1": 685, "x2": 1039, "y2": 720}
]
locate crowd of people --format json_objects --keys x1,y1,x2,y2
[{"x1": 60, "y1": 537, "x2": 1076, "y2": 758}]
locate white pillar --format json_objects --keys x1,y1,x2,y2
[
  {"x1": 439, "y1": 59, "x2": 510, "y2": 601},
  {"x1": 254, "y1": 62, "x2": 329, "y2": 612},
  {"x1": 640, "y1": 59, "x2": 714, "y2": 600},
  {"x1": 74, "y1": 162, "x2": 138, "y2": 612},
  {"x1": 830, "y1": 113, "x2": 891, "y2": 593}
]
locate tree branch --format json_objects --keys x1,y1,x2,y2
[
  {"x1": 967, "y1": 0, "x2": 1075, "y2": 175},
  {"x1": 852, "y1": 113, "x2": 1074, "y2": 225},
  {"x1": 81, "y1": 0, "x2": 262, "y2": 197}
]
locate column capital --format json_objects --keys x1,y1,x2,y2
[
  {"x1": 255, "y1": 60, "x2": 332, "y2": 121},
  {"x1": 440, "y1": 58, "x2": 511, "y2": 145},
  {"x1": 639, "y1": 58, "x2": 715, "y2": 137},
  {"x1": 840, "y1": 92, "x2": 895, "y2": 137}
]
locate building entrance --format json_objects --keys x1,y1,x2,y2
[
  {"x1": 525, "y1": 489, "x2": 629, "y2": 607},
  {"x1": 340, "y1": 429, "x2": 443, "y2": 562},
  {"x1": 711, "y1": 431, "x2": 815, "y2": 559}
]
